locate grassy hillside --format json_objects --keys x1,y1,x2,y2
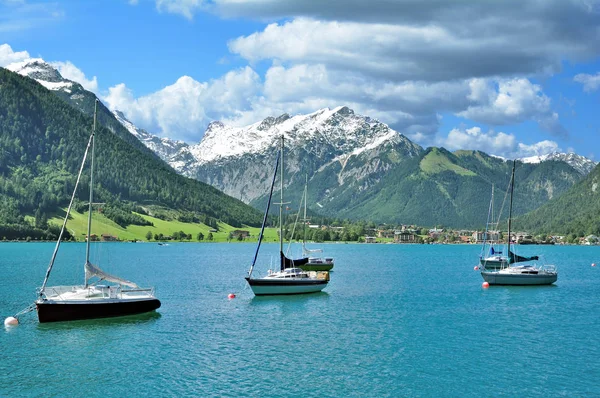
[
  {"x1": 44, "y1": 210, "x2": 279, "y2": 243},
  {"x1": 420, "y1": 148, "x2": 476, "y2": 176},
  {"x1": 330, "y1": 148, "x2": 585, "y2": 228}
]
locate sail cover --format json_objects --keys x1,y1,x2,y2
[
  {"x1": 509, "y1": 250, "x2": 539, "y2": 264},
  {"x1": 85, "y1": 261, "x2": 139, "y2": 288},
  {"x1": 280, "y1": 252, "x2": 309, "y2": 270}
]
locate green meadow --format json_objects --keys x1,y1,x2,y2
[{"x1": 47, "y1": 210, "x2": 279, "y2": 243}]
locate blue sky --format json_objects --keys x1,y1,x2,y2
[{"x1": 1, "y1": 0, "x2": 599, "y2": 160}]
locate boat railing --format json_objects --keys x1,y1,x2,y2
[
  {"x1": 41, "y1": 285, "x2": 86, "y2": 299},
  {"x1": 541, "y1": 264, "x2": 557, "y2": 272},
  {"x1": 121, "y1": 287, "x2": 156, "y2": 298}
]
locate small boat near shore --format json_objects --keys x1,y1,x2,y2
[
  {"x1": 36, "y1": 100, "x2": 160, "y2": 322},
  {"x1": 245, "y1": 135, "x2": 330, "y2": 296},
  {"x1": 480, "y1": 160, "x2": 557, "y2": 286}
]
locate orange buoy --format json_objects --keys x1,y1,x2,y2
[
  {"x1": 473, "y1": 266, "x2": 479, "y2": 271},
  {"x1": 4, "y1": 316, "x2": 18, "y2": 326},
  {"x1": 228, "y1": 293, "x2": 236, "y2": 299},
  {"x1": 482, "y1": 282, "x2": 490, "y2": 289}
]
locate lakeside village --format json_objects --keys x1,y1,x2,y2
[{"x1": 20, "y1": 224, "x2": 598, "y2": 246}]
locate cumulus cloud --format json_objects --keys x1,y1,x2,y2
[
  {"x1": 103, "y1": 66, "x2": 261, "y2": 142},
  {"x1": 443, "y1": 127, "x2": 516, "y2": 155},
  {"x1": 574, "y1": 72, "x2": 600, "y2": 92},
  {"x1": 458, "y1": 78, "x2": 567, "y2": 138},
  {"x1": 441, "y1": 126, "x2": 560, "y2": 159},
  {"x1": 517, "y1": 140, "x2": 561, "y2": 158},
  {"x1": 0, "y1": 43, "x2": 30, "y2": 66},
  {"x1": 115, "y1": 0, "x2": 593, "y2": 147},
  {"x1": 51, "y1": 61, "x2": 99, "y2": 93},
  {"x1": 226, "y1": 0, "x2": 600, "y2": 82}
]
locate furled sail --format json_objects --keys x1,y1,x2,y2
[
  {"x1": 280, "y1": 251, "x2": 309, "y2": 270},
  {"x1": 85, "y1": 261, "x2": 139, "y2": 288},
  {"x1": 509, "y1": 250, "x2": 539, "y2": 264}
]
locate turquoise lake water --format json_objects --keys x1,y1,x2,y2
[{"x1": 1, "y1": 242, "x2": 599, "y2": 397}]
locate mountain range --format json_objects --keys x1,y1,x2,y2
[
  {"x1": 4, "y1": 58, "x2": 599, "y2": 231},
  {"x1": 112, "y1": 103, "x2": 597, "y2": 229}
]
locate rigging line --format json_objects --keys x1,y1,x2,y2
[
  {"x1": 494, "y1": 168, "x2": 513, "y2": 231},
  {"x1": 13, "y1": 303, "x2": 36, "y2": 318},
  {"x1": 40, "y1": 128, "x2": 95, "y2": 295},
  {"x1": 481, "y1": 185, "x2": 494, "y2": 258},
  {"x1": 285, "y1": 192, "x2": 304, "y2": 256},
  {"x1": 248, "y1": 151, "x2": 280, "y2": 278}
]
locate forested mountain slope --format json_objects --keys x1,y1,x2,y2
[{"x1": 0, "y1": 68, "x2": 262, "y2": 239}]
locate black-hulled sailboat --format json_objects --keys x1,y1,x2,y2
[
  {"x1": 245, "y1": 135, "x2": 329, "y2": 296},
  {"x1": 36, "y1": 100, "x2": 160, "y2": 322},
  {"x1": 480, "y1": 160, "x2": 558, "y2": 285}
]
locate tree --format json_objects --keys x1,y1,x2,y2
[
  {"x1": 145, "y1": 231, "x2": 153, "y2": 241},
  {"x1": 197, "y1": 232, "x2": 204, "y2": 241},
  {"x1": 207, "y1": 232, "x2": 213, "y2": 241}
]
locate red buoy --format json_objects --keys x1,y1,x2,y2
[
  {"x1": 228, "y1": 293, "x2": 236, "y2": 299},
  {"x1": 474, "y1": 266, "x2": 479, "y2": 271},
  {"x1": 592, "y1": 263, "x2": 596, "y2": 267},
  {"x1": 482, "y1": 282, "x2": 490, "y2": 288}
]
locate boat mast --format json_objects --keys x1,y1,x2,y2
[
  {"x1": 279, "y1": 135, "x2": 284, "y2": 260},
  {"x1": 303, "y1": 175, "x2": 308, "y2": 253},
  {"x1": 248, "y1": 151, "x2": 280, "y2": 278},
  {"x1": 39, "y1": 101, "x2": 97, "y2": 295},
  {"x1": 84, "y1": 100, "x2": 97, "y2": 287},
  {"x1": 506, "y1": 160, "x2": 516, "y2": 264}
]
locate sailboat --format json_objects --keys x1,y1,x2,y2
[
  {"x1": 35, "y1": 100, "x2": 161, "y2": 322},
  {"x1": 480, "y1": 160, "x2": 558, "y2": 285},
  {"x1": 479, "y1": 185, "x2": 507, "y2": 270},
  {"x1": 296, "y1": 177, "x2": 334, "y2": 272},
  {"x1": 245, "y1": 135, "x2": 330, "y2": 296}
]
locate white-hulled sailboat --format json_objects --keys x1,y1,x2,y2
[
  {"x1": 245, "y1": 135, "x2": 329, "y2": 296},
  {"x1": 35, "y1": 100, "x2": 160, "y2": 322},
  {"x1": 296, "y1": 177, "x2": 334, "y2": 272},
  {"x1": 480, "y1": 160, "x2": 558, "y2": 285}
]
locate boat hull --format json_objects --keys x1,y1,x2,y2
[
  {"x1": 245, "y1": 277, "x2": 328, "y2": 296},
  {"x1": 36, "y1": 298, "x2": 161, "y2": 323},
  {"x1": 299, "y1": 262, "x2": 334, "y2": 272},
  {"x1": 479, "y1": 258, "x2": 508, "y2": 270},
  {"x1": 480, "y1": 271, "x2": 557, "y2": 285}
]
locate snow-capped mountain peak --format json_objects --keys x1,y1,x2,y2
[
  {"x1": 5, "y1": 58, "x2": 75, "y2": 93},
  {"x1": 112, "y1": 110, "x2": 189, "y2": 168},
  {"x1": 520, "y1": 152, "x2": 597, "y2": 175},
  {"x1": 189, "y1": 106, "x2": 410, "y2": 165}
]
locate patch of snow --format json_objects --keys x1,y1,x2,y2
[{"x1": 37, "y1": 80, "x2": 73, "y2": 91}]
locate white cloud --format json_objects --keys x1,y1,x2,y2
[
  {"x1": 225, "y1": 1, "x2": 600, "y2": 82},
  {"x1": 103, "y1": 67, "x2": 261, "y2": 142},
  {"x1": 115, "y1": 1, "x2": 593, "y2": 147},
  {"x1": 441, "y1": 126, "x2": 560, "y2": 159},
  {"x1": 443, "y1": 127, "x2": 516, "y2": 155},
  {"x1": 0, "y1": 43, "x2": 30, "y2": 66},
  {"x1": 51, "y1": 61, "x2": 99, "y2": 93},
  {"x1": 574, "y1": 72, "x2": 600, "y2": 92},
  {"x1": 155, "y1": 0, "x2": 205, "y2": 19},
  {"x1": 457, "y1": 78, "x2": 566, "y2": 138},
  {"x1": 516, "y1": 140, "x2": 561, "y2": 158}
]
